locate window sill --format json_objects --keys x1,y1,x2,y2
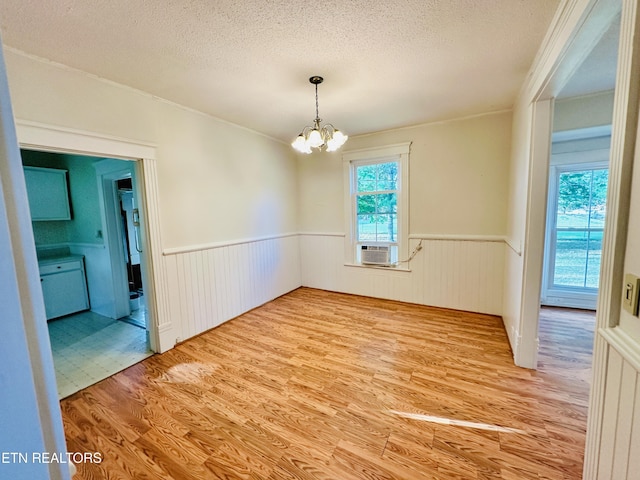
[{"x1": 344, "y1": 263, "x2": 411, "y2": 272}]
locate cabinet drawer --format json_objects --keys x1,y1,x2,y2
[{"x1": 39, "y1": 260, "x2": 82, "y2": 276}]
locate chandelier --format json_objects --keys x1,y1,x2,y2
[{"x1": 291, "y1": 76, "x2": 348, "y2": 154}]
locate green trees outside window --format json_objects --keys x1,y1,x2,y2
[
  {"x1": 553, "y1": 168, "x2": 608, "y2": 288},
  {"x1": 356, "y1": 162, "x2": 398, "y2": 242}
]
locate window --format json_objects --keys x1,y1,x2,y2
[
  {"x1": 552, "y1": 167, "x2": 607, "y2": 288},
  {"x1": 542, "y1": 161, "x2": 608, "y2": 308},
  {"x1": 356, "y1": 161, "x2": 398, "y2": 243},
  {"x1": 343, "y1": 143, "x2": 410, "y2": 266}
]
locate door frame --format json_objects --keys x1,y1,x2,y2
[
  {"x1": 517, "y1": 0, "x2": 639, "y2": 475},
  {"x1": 16, "y1": 120, "x2": 175, "y2": 353},
  {"x1": 95, "y1": 159, "x2": 136, "y2": 320},
  {"x1": 517, "y1": 0, "x2": 624, "y2": 365}
]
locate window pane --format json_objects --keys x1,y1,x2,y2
[
  {"x1": 551, "y1": 167, "x2": 608, "y2": 291},
  {"x1": 357, "y1": 162, "x2": 398, "y2": 192},
  {"x1": 377, "y1": 193, "x2": 397, "y2": 213},
  {"x1": 556, "y1": 171, "x2": 592, "y2": 229},
  {"x1": 553, "y1": 230, "x2": 588, "y2": 287},
  {"x1": 357, "y1": 165, "x2": 376, "y2": 192},
  {"x1": 585, "y1": 230, "x2": 603, "y2": 288},
  {"x1": 375, "y1": 214, "x2": 397, "y2": 242},
  {"x1": 357, "y1": 215, "x2": 377, "y2": 241},
  {"x1": 357, "y1": 214, "x2": 398, "y2": 242},
  {"x1": 377, "y1": 162, "x2": 398, "y2": 191},
  {"x1": 357, "y1": 195, "x2": 376, "y2": 214},
  {"x1": 589, "y1": 169, "x2": 608, "y2": 227}
]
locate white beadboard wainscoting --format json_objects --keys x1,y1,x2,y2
[
  {"x1": 164, "y1": 234, "x2": 301, "y2": 343},
  {"x1": 502, "y1": 240, "x2": 525, "y2": 357},
  {"x1": 591, "y1": 328, "x2": 640, "y2": 479},
  {"x1": 299, "y1": 233, "x2": 505, "y2": 316}
]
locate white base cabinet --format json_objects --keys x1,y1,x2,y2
[{"x1": 39, "y1": 256, "x2": 89, "y2": 320}]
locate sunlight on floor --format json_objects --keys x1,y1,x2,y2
[{"x1": 388, "y1": 410, "x2": 526, "y2": 434}]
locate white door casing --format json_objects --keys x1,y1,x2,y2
[
  {"x1": 516, "y1": 0, "x2": 640, "y2": 477},
  {"x1": 15, "y1": 120, "x2": 174, "y2": 353}
]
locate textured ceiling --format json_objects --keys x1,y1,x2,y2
[{"x1": 0, "y1": 0, "x2": 563, "y2": 143}]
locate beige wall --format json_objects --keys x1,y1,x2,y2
[
  {"x1": 553, "y1": 90, "x2": 615, "y2": 132},
  {"x1": 502, "y1": 97, "x2": 532, "y2": 352},
  {"x1": 4, "y1": 50, "x2": 298, "y2": 250},
  {"x1": 297, "y1": 111, "x2": 513, "y2": 236}
]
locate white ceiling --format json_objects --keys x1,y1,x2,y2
[
  {"x1": 558, "y1": 14, "x2": 620, "y2": 99},
  {"x1": 0, "y1": 0, "x2": 563, "y2": 143}
]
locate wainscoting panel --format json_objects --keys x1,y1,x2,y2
[
  {"x1": 299, "y1": 234, "x2": 504, "y2": 316},
  {"x1": 299, "y1": 233, "x2": 343, "y2": 293},
  {"x1": 594, "y1": 329, "x2": 640, "y2": 480},
  {"x1": 502, "y1": 246, "x2": 525, "y2": 358},
  {"x1": 164, "y1": 234, "x2": 301, "y2": 344},
  {"x1": 416, "y1": 239, "x2": 505, "y2": 315}
]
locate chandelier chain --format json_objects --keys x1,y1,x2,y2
[{"x1": 315, "y1": 83, "x2": 320, "y2": 121}]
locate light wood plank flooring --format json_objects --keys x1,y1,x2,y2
[{"x1": 61, "y1": 288, "x2": 594, "y2": 479}]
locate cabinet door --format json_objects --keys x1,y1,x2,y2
[
  {"x1": 24, "y1": 166, "x2": 71, "y2": 221},
  {"x1": 41, "y1": 270, "x2": 89, "y2": 319}
]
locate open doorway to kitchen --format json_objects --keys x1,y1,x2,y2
[{"x1": 21, "y1": 149, "x2": 152, "y2": 398}]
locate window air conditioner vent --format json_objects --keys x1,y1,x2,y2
[{"x1": 361, "y1": 245, "x2": 391, "y2": 266}]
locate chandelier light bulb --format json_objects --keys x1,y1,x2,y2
[
  {"x1": 308, "y1": 129, "x2": 323, "y2": 148},
  {"x1": 292, "y1": 134, "x2": 305, "y2": 150},
  {"x1": 332, "y1": 130, "x2": 347, "y2": 146},
  {"x1": 326, "y1": 139, "x2": 339, "y2": 152},
  {"x1": 291, "y1": 134, "x2": 311, "y2": 154}
]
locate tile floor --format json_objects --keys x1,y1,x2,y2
[
  {"x1": 119, "y1": 304, "x2": 147, "y2": 329},
  {"x1": 48, "y1": 310, "x2": 152, "y2": 399}
]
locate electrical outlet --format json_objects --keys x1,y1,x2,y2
[{"x1": 622, "y1": 273, "x2": 640, "y2": 315}]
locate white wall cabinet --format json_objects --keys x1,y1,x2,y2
[
  {"x1": 39, "y1": 256, "x2": 89, "y2": 320},
  {"x1": 24, "y1": 166, "x2": 71, "y2": 221}
]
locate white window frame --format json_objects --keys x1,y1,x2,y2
[
  {"x1": 343, "y1": 143, "x2": 410, "y2": 267},
  {"x1": 542, "y1": 159, "x2": 609, "y2": 309}
]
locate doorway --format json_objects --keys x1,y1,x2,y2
[
  {"x1": 535, "y1": 13, "x2": 619, "y2": 374},
  {"x1": 118, "y1": 177, "x2": 146, "y2": 328},
  {"x1": 21, "y1": 149, "x2": 153, "y2": 398}
]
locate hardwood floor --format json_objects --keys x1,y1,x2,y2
[
  {"x1": 538, "y1": 306, "x2": 595, "y2": 386},
  {"x1": 61, "y1": 289, "x2": 595, "y2": 479}
]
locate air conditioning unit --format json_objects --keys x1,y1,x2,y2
[{"x1": 361, "y1": 244, "x2": 391, "y2": 266}]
